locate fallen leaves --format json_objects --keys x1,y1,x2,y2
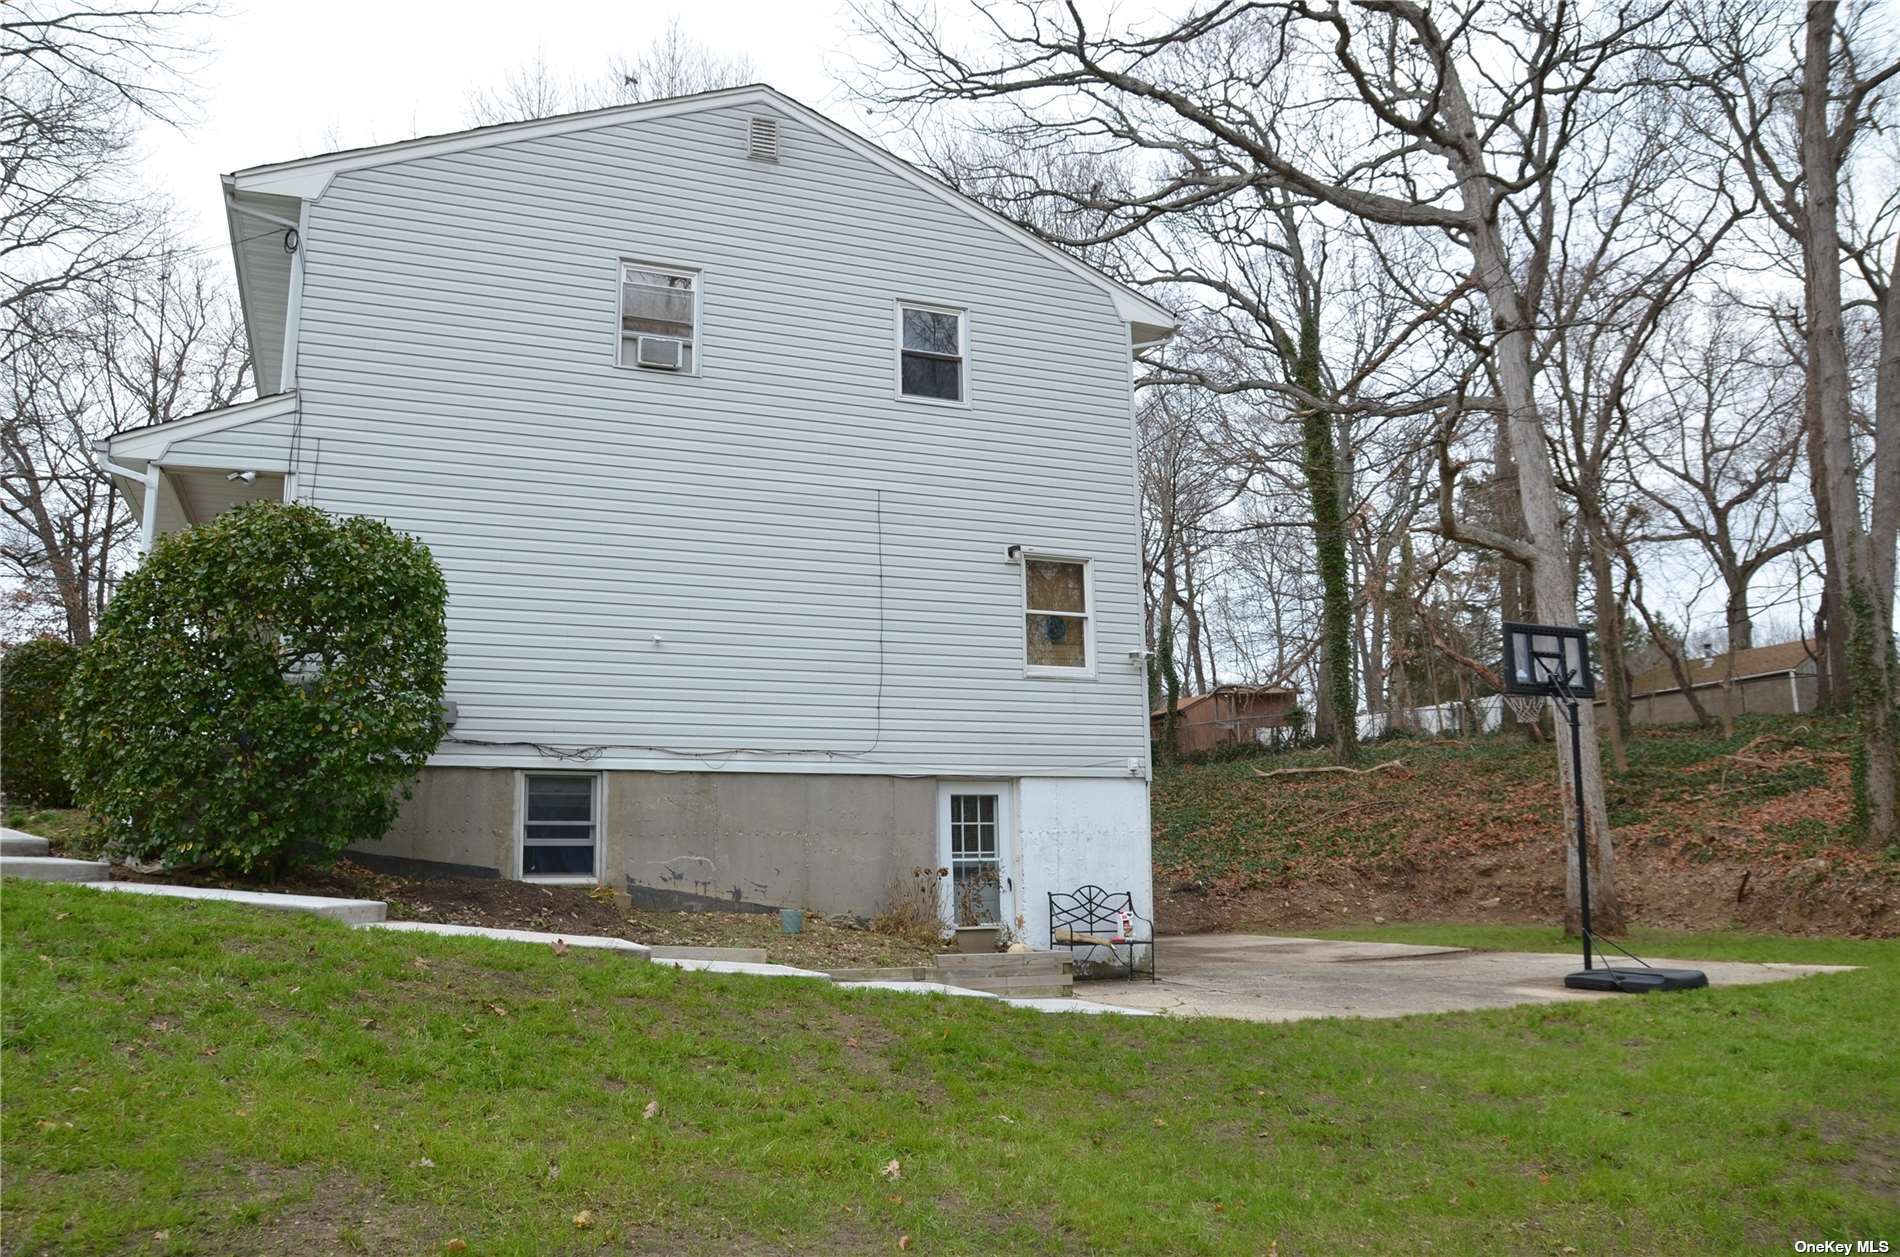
[
  {"x1": 572, "y1": 1209, "x2": 594, "y2": 1230},
  {"x1": 880, "y1": 1159, "x2": 902, "y2": 1181},
  {"x1": 642, "y1": 1099, "x2": 660, "y2": 1121}
]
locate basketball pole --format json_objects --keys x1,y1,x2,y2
[{"x1": 1560, "y1": 683, "x2": 1592, "y2": 971}]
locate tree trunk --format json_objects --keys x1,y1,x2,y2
[
  {"x1": 1588, "y1": 520, "x2": 1629, "y2": 772},
  {"x1": 1802, "y1": 2, "x2": 1897, "y2": 848},
  {"x1": 1439, "y1": 62, "x2": 1621, "y2": 932},
  {"x1": 1296, "y1": 309, "x2": 1358, "y2": 765}
]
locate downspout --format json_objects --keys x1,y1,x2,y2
[{"x1": 96, "y1": 445, "x2": 163, "y2": 556}]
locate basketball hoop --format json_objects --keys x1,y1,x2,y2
[
  {"x1": 1497, "y1": 620, "x2": 1707, "y2": 994},
  {"x1": 1504, "y1": 693, "x2": 1547, "y2": 724}
]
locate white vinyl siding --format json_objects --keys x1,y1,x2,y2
[{"x1": 287, "y1": 102, "x2": 1145, "y2": 776}]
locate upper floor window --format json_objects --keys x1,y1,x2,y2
[
  {"x1": 1024, "y1": 556, "x2": 1090, "y2": 673},
  {"x1": 897, "y1": 302, "x2": 964, "y2": 402},
  {"x1": 619, "y1": 262, "x2": 697, "y2": 373}
]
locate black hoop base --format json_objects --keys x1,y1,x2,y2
[{"x1": 1565, "y1": 967, "x2": 1708, "y2": 994}]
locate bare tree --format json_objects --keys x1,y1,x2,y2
[
  {"x1": 464, "y1": 20, "x2": 756, "y2": 125},
  {"x1": 1680, "y1": 0, "x2": 1897, "y2": 845},
  {"x1": 1632, "y1": 299, "x2": 1819, "y2": 660},
  {"x1": 0, "y1": 1, "x2": 211, "y2": 335},
  {"x1": 1, "y1": 258, "x2": 249, "y2": 645}
]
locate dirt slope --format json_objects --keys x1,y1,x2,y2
[{"x1": 1152, "y1": 715, "x2": 1900, "y2": 938}]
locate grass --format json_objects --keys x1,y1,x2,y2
[
  {"x1": 1152, "y1": 714, "x2": 1871, "y2": 888},
  {"x1": 2, "y1": 804, "x2": 94, "y2": 852},
  {"x1": 5, "y1": 883, "x2": 1898, "y2": 1254}
]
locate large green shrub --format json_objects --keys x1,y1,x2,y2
[
  {"x1": 1, "y1": 637, "x2": 79, "y2": 807},
  {"x1": 63, "y1": 501, "x2": 449, "y2": 873}
]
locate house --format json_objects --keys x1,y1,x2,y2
[
  {"x1": 95, "y1": 86, "x2": 1174, "y2": 946},
  {"x1": 1598, "y1": 638, "x2": 1819, "y2": 726},
  {"x1": 1150, "y1": 685, "x2": 1299, "y2": 756}
]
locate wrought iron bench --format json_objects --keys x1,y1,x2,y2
[{"x1": 1047, "y1": 885, "x2": 1156, "y2": 981}]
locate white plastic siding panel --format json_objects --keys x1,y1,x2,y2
[
  {"x1": 231, "y1": 203, "x2": 297, "y2": 389},
  {"x1": 291, "y1": 103, "x2": 1146, "y2": 775},
  {"x1": 161, "y1": 411, "x2": 298, "y2": 470}
]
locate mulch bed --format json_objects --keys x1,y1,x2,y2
[{"x1": 109, "y1": 860, "x2": 939, "y2": 968}]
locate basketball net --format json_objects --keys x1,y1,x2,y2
[{"x1": 1504, "y1": 693, "x2": 1548, "y2": 724}]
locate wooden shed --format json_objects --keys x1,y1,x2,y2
[{"x1": 1151, "y1": 685, "x2": 1299, "y2": 756}]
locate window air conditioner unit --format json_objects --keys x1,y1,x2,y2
[{"x1": 635, "y1": 335, "x2": 686, "y2": 370}]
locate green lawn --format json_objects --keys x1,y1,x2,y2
[{"x1": 3, "y1": 884, "x2": 1896, "y2": 1255}]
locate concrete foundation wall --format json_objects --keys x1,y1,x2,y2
[
  {"x1": 1015, "y1": 777, "x2": 1152, "y2": 950},
  {"x1": 366, "y1": 767, "x2": 516, "y2": 874},
  {"x1": 607, "y1": 773, "x2": 936, "y2": 916},
  {"x1": 359, "y1": 769, "x2": 1148, "y2": 934}
]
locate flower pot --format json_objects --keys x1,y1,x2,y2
[{"x1": 953, "y1": 924, "x2": 1004, "y2": 954}]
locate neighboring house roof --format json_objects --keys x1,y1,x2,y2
[
  {"x1": 1150, "y1": 685, "x2": 1298, "y2": 720},
  {"x1": 1625, "y1": 638, "x2": 1817, "y2": 697},
  {"x1": 221, "y1": 84, "x2": 1175, "y2": 388}
]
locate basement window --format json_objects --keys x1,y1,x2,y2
[
  {"x1": 1024, "y1": 556, "x2": 1091, "y2": 674},
  {"x1": 521, "y1": 773, "x2": 599, "y2": 880}
]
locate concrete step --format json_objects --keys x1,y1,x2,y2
[
  {"x1": 933, "y1": 951, "x2": 1073, "y2": 975},
  {"x1": 0, "y1": 829, "x2": 51, "y2": 857},
  {"x1": 1, "y1": 855, "x2": 111, "y2": 882},
  {"x1": 81, "y1": 881, "x2": 385, "y2": 923},
  {"x1": 368, "y1": 919, "x2": 645, "y2": 955},
  {"x1": 951, "y1": 980, "x2": 1074, "y2": 999},
  {"x1": 825, "y1": 964, "x2": 935, "y2": 983},
  {"x1": 648, "y1": 945, "x2": 769, "y2": 963}
]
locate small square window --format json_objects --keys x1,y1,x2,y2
[
  {"x1": 619, "y1": 262, "x2": 697, "y2": 373},
  {"x1": 1024, "y1": 557, "x2": 1089, "y2": 672},
  {"x1": 897, "y1": 303, "x2": 964, "y2": 402},
  {"x1": 522, "y1": 773, "x2": 598, "y2": 879}
]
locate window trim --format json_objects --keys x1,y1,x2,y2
[
  {"x1": 516, "y1": 770, "x2": 604, "y2": 885},
  {"x1": 893, "y1": 299, "x2": 969, "y2": 407},
  {"x1": 615, "y1": 258, "x2": 703, "y2": 377},
  {"x1": 1020, "y1": 551, "x2": 1096, "y2": 679}
]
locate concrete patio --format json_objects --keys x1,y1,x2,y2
[{"x1": 1078, "y1": 933, "x2": 1854, "y2": 1022}]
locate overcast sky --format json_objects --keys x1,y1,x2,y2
[
  {"x1": 141, "y1": 0, "x2": 861, "y2": 253},
  {"x1": 129, "y1": 0, "x2": 1825, "y2": 650}
]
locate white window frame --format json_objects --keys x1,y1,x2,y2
[
  {"x1": 1021, "y1": 552, "x2": 1096, "y2": 679},
  {"x1": 615, "y1": 259, "x2": 703, "y2": 377},
  {"x1": 893, "y1": 300, "x2": 969, "y2": 407},
  {"x1": 936, "y1": 782, "x2": 1014, "y2": 928},
  {"x1": 516, "y1": 770, "x2": 604, "y2": 885}
]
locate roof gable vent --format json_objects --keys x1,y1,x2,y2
[{"x1": 746, "y1": 116, "x2": 781, "y2": 162}]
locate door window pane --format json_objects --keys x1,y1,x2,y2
[{"x1": 949, "y1": 793, "x2": 1000, "y2": 925}]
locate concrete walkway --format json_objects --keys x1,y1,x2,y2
[{"x1": 1077, "y1": 934, "x2": 1856, "y2": 1023}]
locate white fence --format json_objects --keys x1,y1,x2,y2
[{"x1": 1357, "y1": 694, "x2": 1506, "y2": 740}]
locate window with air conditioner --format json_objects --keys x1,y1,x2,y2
[{"x1": 618, "y1": 262, "x2": 698, "y2": 373}]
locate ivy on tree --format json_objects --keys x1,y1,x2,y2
[{"x1": 63, "y1": 501, "x2": 449, "y2": 874}]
